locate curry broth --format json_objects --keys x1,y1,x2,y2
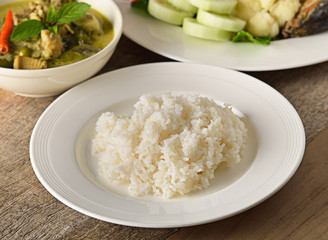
[
  {"x1": 0, "y1": 1, "x2": 31, "y2": 18},
  {"x1": 89, "y1": 8, "x2": 114, "y2": 50}
]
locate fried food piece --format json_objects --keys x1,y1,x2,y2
[{"x1": 282, "y1": 0, "x2": 328, "y2": 38}]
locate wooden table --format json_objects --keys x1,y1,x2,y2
[{"x1": 1, "y1": 35, "x2": 328, "y2": 239}]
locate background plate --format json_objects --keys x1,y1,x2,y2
[
  {"x1": 116, "y1": 0, "x2": 328, "y2": 71},
  {"x1": 30, "y1": 62, "x2": 305, "y2": 227}
]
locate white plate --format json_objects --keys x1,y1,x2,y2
[
  {"x1": 30, "y1": 62, "x2": 305, "y2": 228},
  {"x1": 115, "y1": 0, "x2": 328, "y2": 71}
]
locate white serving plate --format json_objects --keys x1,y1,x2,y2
[
  {"x1": 116, "y1": 0, "x2": 328, "y2": 71},
  {"x1": 30, "y1": 62, "x2": 305, "y2": 227}
]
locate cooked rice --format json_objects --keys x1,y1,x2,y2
[{"x1": 92, "y1": 93, "x2": 247, "y2": 198}]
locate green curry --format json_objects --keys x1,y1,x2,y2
[{"x1": 0, "y1": 0, "x2": 114, "y2": 69}]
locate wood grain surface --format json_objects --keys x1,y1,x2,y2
[
  {"x1": 1, "y1": 35, "x2": 328, "y2": 239},
  {"x1": 167, "y1": 127, "x2": 328, "y2": 240}
]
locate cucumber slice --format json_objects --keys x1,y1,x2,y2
[
  {"x1": 197, "y1": 9, "x2": 246, "y2": 32},
  {"x1": 189, "y1": 0, "x2": 237, "y2": 14},
  {"x1": 148, "y1": 0, "x2": 194, "y2": 25},
  {"x1": 168, "y1": 0, "x2": 198, "y2": 14},
  {"x1": 183, "y1": 18, "x2": 232, "y2": 41}
]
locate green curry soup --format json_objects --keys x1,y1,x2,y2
[
  {"x1": 0, "y1": 1, "x2": 31, "y2": 18},
  {"x1": 0, "y1": 0, "x2": 114, "y2": 69}
]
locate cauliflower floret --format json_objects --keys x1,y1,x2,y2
[
  {"x1": 233, "y1": 0, "x2": 300, "y2": 37},
  {"x1": 247, "y1": 10, "x2": 279, "y2": 37},
  {"x1": 259, "y1": 0, "x2": 276, "y2": 10},
  {"x1": 234, "y1": 0, "x2": 262, "y2": 21},
  {"x1": 270, "y1": 0, "x2": 301, "y2": 27}
]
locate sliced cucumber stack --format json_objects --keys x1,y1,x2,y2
[
  {"x1": 197, "y1": 9, "x2": 246, "y2": 32},
  {"x1": 168, "y1": 0, "x2": 198, "y2": 14},
  {"x1": 148, "y1": 0, "x2": 195, "y2": 25},
  {"x1": 183, "y1": 18, "x2": 232, "y2": 41},
  {"x1": 189, "y1": 0, "x2": 237, "y2": 14},
  {"x1": 143, "y1": 0, "x2": 246, "y2": 42}
]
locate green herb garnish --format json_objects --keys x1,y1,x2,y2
[
  {"x1": 56, "y1": 2, "x2": 91, "y2": 23},
  {"x1": 46, "y1": 4, "x2": 57, "y2": 23},
  {"x1": 11, "y1": 2, "x2": 90, "y2": 41},
  {"x1": 131, "y1": 0, "x2": 149, "y2": 15},
  {"x1": 10, "y1": 20, "x2": 45, "y2": 40},
  {"x1": 232, "y1": 31, "x2": 273, "y2": 46}
]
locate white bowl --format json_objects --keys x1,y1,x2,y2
[{"x1": 0, "y1": 0, "x2": 123, "y2": 97}]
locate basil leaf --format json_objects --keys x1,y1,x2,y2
[
  {"x1": 131, "y1": 0, "x2": 149, "y2": 15},
  {"x1": 56, "y1": 2, "x2": 91, "y2": 23},
  {"x1": 11, "y1": 20, "x2": 45, "y2": 41},
  {"x1": 47, "y1": 25, "x2": 58, "y2": 34},
  {"x1": 232, "y1": 31, "x2": 272, "y2": 46},
  {"x1": 46, "y1": 4, "x2": 57, "y2": 23}
]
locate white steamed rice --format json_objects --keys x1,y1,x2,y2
[{"x1": 92, "y1": 93, "x2": 247, "y2": 198}]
